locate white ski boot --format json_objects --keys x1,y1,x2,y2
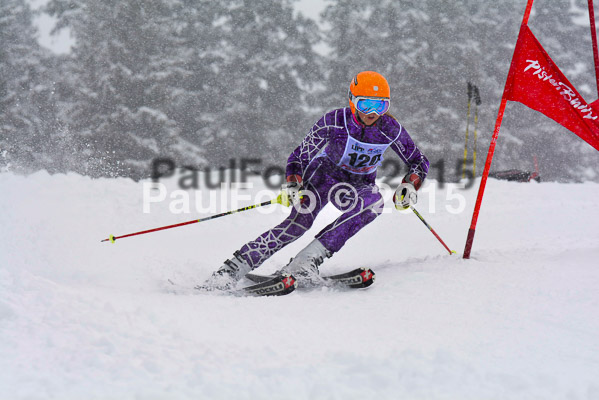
[
  {"x1": 201, "y1": 251, "x2": 252, "y2": 290},
  {"x1": 281, "y1": 239, "x2": 332, "y2": 285}
]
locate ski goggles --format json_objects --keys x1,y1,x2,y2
[{"x1": 351, "y1": 96, "x2": 390, "y2": 115}]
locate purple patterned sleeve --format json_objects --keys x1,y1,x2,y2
[
  {"x1": 286, "y1": 113, "x2": 331, "y2": 178},
  {"x1": 390, "y1": 124, "x2": 430, "y2": 181}
]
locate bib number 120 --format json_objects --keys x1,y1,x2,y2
[{"x1": 347, "y1": 153, "x2": 382, "y2": 168}]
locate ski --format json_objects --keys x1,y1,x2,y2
[
  {"x1": 167, "y1": 273, "x2": 297, "y2": 297},
  {"x1": 245, "y1": 267, "x2": 375, "y2": 289},
  {"x1": 232, "y1": 273, "x2": 297, "y2": 297},
  {"x1": 323, "y1": 267, "x2": 376, "y2": 288}
]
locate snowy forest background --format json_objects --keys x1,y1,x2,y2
[{"x1": 1, "y1": 0, "x2": 599, "y2": 182}]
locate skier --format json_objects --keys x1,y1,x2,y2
[{"x1": 203, "y1": 71, "x2": 429, "y2": 289}]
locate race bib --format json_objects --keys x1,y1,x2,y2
[{"x1": 337, "y1": 136, "x2": 390, "y2": 174}]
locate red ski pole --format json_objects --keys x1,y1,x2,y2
[
  {"x1": 410, "y1": 206, "x2": 456, "y2": 255},
  {"x1": 101, "y1": 195, "x2": 283, "y2": 243}
]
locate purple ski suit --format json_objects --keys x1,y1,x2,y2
[{"x1": 238, "y1": 107, "x2": 429, "y2": 269}]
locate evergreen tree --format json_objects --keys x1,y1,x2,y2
[
  {"x1": 0, "y1": 0, "x2": 52, "y2": 172},
  {"x1": 5, "y1": 0, "x2": 594, "y2": 181},
  {"x1": 208, "y1": 0, "x2": 322, "y2": 166},
  {"x1": 161, "y1": 0, "x2": 226, "y2": 169},
  {"x1": 46, "y1": 0, "x2": 205, "y2": 178},
  {"x1": 320, "y1": 0, "x2": 490, "y2": 172},
  {"x1": 45, "y1": 0, "x2": 323, "y2": 176},
  {"x1": 321, "y1": 0, "x2": 598, "y2": 181}
]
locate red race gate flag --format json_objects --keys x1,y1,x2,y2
[
  {"x1": 505, "y1": 25, "x2": 599, "y2": 151},
  {"x1": 464, "y1": 0, "x2": 599, "y2": 260}
]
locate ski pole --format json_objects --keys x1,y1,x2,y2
[
  {"x1": 410, "y1": 206, "x2": 456, "y2": 255},
  {"x1": 101, "y1": 194, "x2": 284, "y2": 243}
]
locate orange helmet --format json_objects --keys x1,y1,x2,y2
[{"x1": 348, "y1": 71, "x2": 390, "y2": 115}]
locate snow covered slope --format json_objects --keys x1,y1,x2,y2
[{"x1": 1, "y1": 171, "x2": 598, "y2": 399}]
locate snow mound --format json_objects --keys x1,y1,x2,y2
[{"x1": 1, "y1": 171, "x2": 598, "y2": 399}]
